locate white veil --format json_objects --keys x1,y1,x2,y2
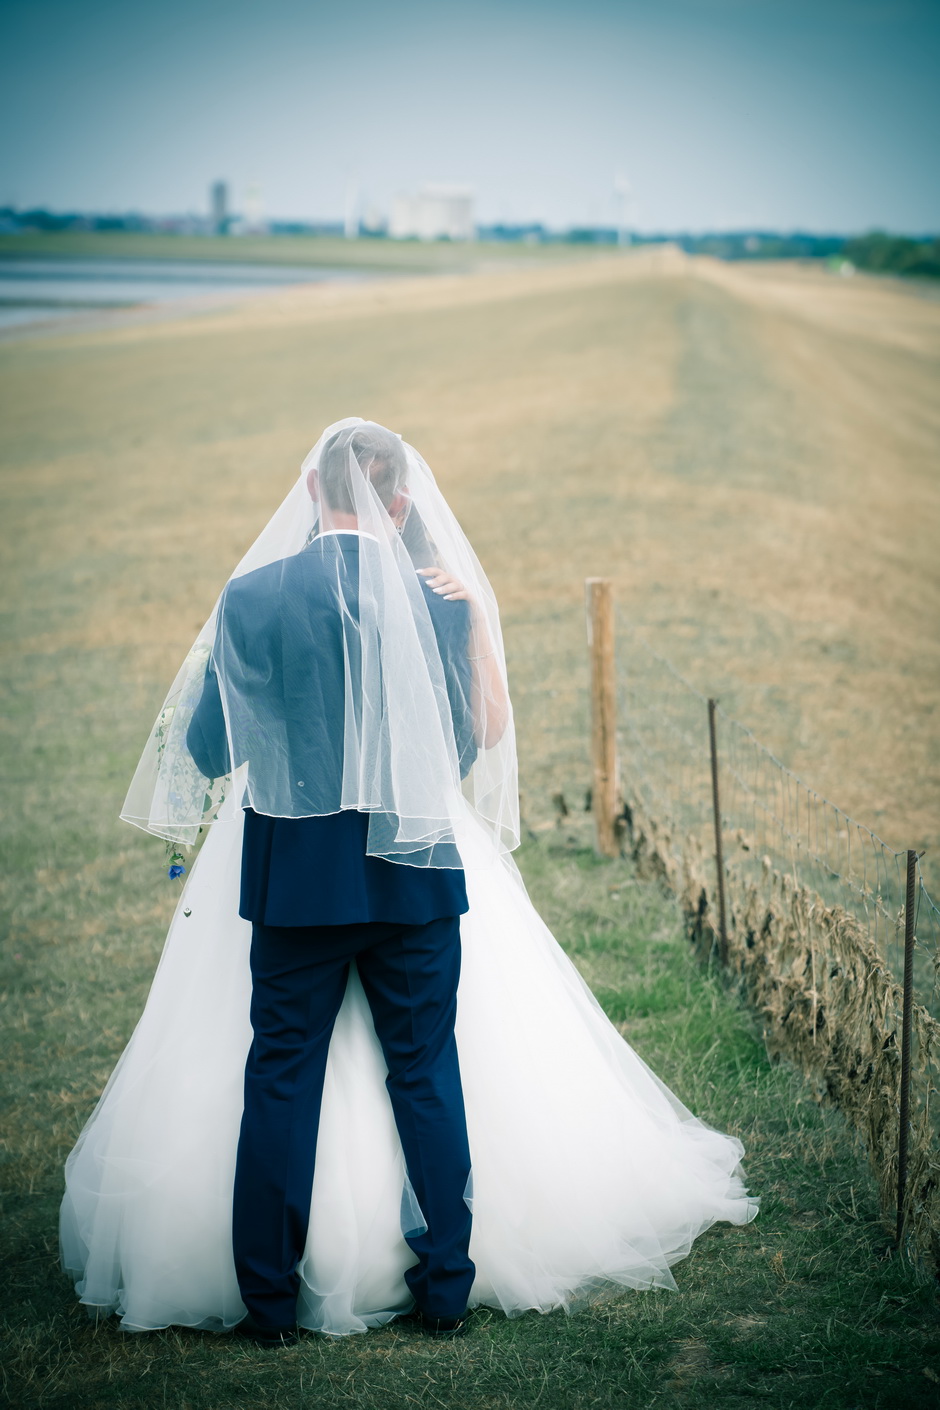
[{"x1": 121, "y1": 418, "x2": 518, "y2": 867}]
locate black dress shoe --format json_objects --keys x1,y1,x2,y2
[
  {"x1": 234, "y1": 1315, "x2": 299, "y2": 1348},
  {"x1": 394, "y1": 1309, "x2": 469, "y2": 1339}
]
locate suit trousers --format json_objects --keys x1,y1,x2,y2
[{"x1": 232, "y1": 914, "x2": 475, "y2": 1329}]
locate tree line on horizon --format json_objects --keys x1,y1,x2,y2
[
  {"x1": 665, "y1": 229, "x2": 939, "y2": 278},
  {"x1": 0, "y1": 207, "x2": 937, "y2": 279},
  {"x1": 841, "y1": 231, "x2": 940, "y2": 279}
]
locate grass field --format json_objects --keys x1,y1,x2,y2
[
  {"x1": 0, "y1": 228, "x2": 603, "y2": 272},
  {"x1": 3, "y1": 246, "x2": 936, "y2": 857},
  {"x1": 2, "y1": 251, "x2": 939, "y2": 1406},
  {"x1": 3, "y1": 836, "x2": 939, "y2": 1409}
]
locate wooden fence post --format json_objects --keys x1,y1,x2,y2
[
  {"x1": 585, "y1": 578, "x2": 619, "y2": 858},
  {"x1": 896, "y1": 848, "x2": 920, "y2": 1250},
  {"x1": 707, "y1": 698, "x2": 730, "y2": 965}
]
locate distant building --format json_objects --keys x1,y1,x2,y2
[
  {"x1": 389, "y1": 185, "x2": 474, "y2": 241},
  {"x1": 210, "y1": 181, "x2": 229, "y2": 235},
  {"x1": 360, "y1": 204, "x2": 387, "y2": 237},
  {"x1": 230, "y1": 184, "x2": 268, "y2": 237}
]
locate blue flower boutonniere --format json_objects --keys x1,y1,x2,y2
[{"x1": 166, "y1": 846, "x2": 187, "y2": 883}]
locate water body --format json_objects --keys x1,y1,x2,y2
[{"x1": 0, "y1": 257, "x2": 372, "y2": 330}]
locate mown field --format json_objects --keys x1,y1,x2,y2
[{"x1": 2, "y1": 251, "x2": 939, "y2": 1406}]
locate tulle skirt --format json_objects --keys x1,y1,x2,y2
[{"x1": 60, "y1": 811, "x2": 757, "y2": 1335}]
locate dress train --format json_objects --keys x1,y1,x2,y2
[{"x1": 60, "y1": 811, "x2": 757, "y2": 1335}]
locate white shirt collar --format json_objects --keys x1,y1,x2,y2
[{"x1": 315, "y1": 528, "x2": 381, "y2": 543}]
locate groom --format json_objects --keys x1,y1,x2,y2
[{"x1": 186, "y1": 428, "x2": 477, "y2": 1345}]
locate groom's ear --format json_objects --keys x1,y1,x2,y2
[{"x1": 306, "y1": 465, "x2": 319, "y2": 501}]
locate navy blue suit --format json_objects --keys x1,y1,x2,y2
[
  {"x1": 187, "y1": 534, "x2": 476, "y2": 926},
  {"x1": 186, "y1": 533, "x2": 477, "y2": 1328}
]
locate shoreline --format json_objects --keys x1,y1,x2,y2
[
  {"x1": 0, "y1": 247, "x2": 684, "y2": 348},
  {"x1": 0, "y1": 263, "x2": 393, "y2": 343}
]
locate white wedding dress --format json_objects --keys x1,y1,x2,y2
[{"x1": 60, "y1": 807, "x2": 757, "y2": 1335}]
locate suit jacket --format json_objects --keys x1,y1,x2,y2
[{"x1": 186, "y1": 533, "x2": 475, "y2": 927}]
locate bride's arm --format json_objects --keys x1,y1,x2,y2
[{"x1": 418, "y1": 568, "x2": 510, "y2": 750}]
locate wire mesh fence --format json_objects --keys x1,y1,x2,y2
[
  {"x1": 615, "y1": 621, "x2": 939, "y2": 1015},
  {"x1": 614, "y1": 612, "x2": 940, "y2": 1269},
  {"x1": 505, "y1": 593, "x2": 940, "y2": 1271}
]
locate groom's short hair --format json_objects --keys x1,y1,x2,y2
[{"x1": 316, "y1": 426, "x2": 407, "y2": 514}]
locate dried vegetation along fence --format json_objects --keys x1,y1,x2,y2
[{"x1": 515, "y1": 583, "x2": 940, "y2": 1273}]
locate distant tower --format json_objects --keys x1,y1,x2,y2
[
  {"x1": 244, "y1": 183, "x2": 265, "y2": 234},
  {"x1": 344, "y1": 178, "x2": 359, "y2": 239},
  {"x1": 210, "y1": 181, "x2": 229, "y2": 236},
  {"x1": 613, "y1": 173, "x2": 633, "y2": 247}
]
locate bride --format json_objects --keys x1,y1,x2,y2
[{"x1": 60, "y1": 419, "x2": 757, "y2": 1340}]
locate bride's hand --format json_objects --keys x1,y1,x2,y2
[
  {"x1": 419, "y1": 566, "x2": 508, "y2": 748},
  {"x1": 417, "y1": 566, "x2": 471, "y2": 603}
]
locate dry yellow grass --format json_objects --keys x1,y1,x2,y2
[
  {"x1": 3, "y1": 248, "x2": 940, "y2": 1408},
  {"x1": 1, "y1": 248, "x2": 937, "y2": 876}
]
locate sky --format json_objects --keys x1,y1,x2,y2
[{"x1": 2, "y1": 0, "x2": 937, "y2": 233}]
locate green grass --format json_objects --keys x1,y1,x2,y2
[
  {"x1": 2, "y1": 254, "x2": 939, "y2": 1407},
  {"x1": 0, "y1": 228, "x2": 606, "y2": 272},
  {"x1": 3, "y1": 804, "x2": 939, "y2": 1408}
]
